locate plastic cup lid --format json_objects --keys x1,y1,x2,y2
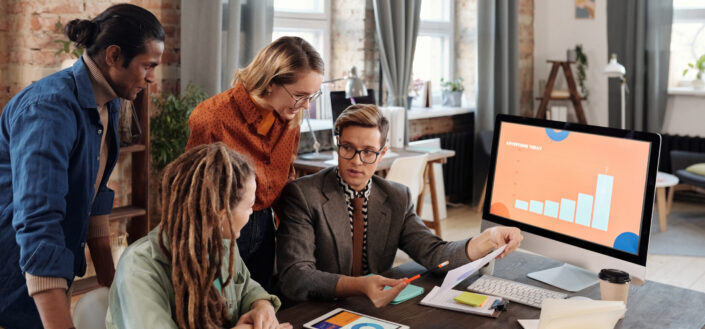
[{"x1": 599, "y1": 269, "x2": 631, "y2": 283}]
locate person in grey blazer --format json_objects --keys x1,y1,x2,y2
[{"x1": 275, "y1": 104, "x2": 523, "y2": 307}]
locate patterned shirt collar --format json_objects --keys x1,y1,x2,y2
[
  {"x1": 336, "y1": 169, "x2": 371, "y2": 200},
  {"x1": 81, "y1": 53, "x2": 118, "y2": 107}
]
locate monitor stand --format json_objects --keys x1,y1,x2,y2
[{"x1": 527, "y1": 263, "x2": 598, "y2": 292}]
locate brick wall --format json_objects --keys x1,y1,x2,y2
[
  {"x1": 455, "y1": 0, "x2": 478, "y2": 106},
  {"x1": 329, "y1": 0, "x2": 378, "y2": 96},
  {"x1": 1, "y1": 1, "x2": 180, "y2": 215},
  {"x1": 0, "y1": 0, "x2": 180, "y2": 109},
  {"x1": 518, "y1": 0, "x2": 534, "y2": 117}
]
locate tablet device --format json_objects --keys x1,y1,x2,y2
[{"x1": 303, "y1": 308, "x2": 410, "y2": 329}]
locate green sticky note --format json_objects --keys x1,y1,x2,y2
[
  {"x1": 384, "y1": 284, "x2": 425, "y2": 304},
  {"x1": 454, "y1": 291, "x2": 488, "y2": 307}
]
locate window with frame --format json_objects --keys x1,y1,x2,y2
[
  {"x1": 410, "y1": 0, "x2": 454, "y2": 104},
  {"x1": 668, "y1": 0, "x2": 705, "y2": 88},
  {"x1": 272, "y1": 0, "x2": 331, "y2": 77}
]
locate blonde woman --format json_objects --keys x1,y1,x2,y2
[
  {"x1": 186, "y1": 36, "x2": 324, "y2": 290},
  {"x1": 107, "y1": 143, "x2": 291, "y2": 329}
]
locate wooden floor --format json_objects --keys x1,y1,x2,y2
[{"x1": 395, "y1": 200, "x2": 705, "y2": 293}]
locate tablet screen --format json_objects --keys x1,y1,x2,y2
[{"x1": 308, "y1": 309, "x2": 403, "y2": 329}]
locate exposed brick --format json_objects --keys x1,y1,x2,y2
[
  {"x1": 84, "y1": 1, "x2": 114, "y2": 14},
  {"x1": 158, "y1": 9, "x2": 179, "y2": 25},
  {"x1": 160, "y1": 50, "x2": 179, "y2": 66},
  {"x1": 518, "y1": 0, "x2": 534, "y2": 117},
  {"x1": 42, "y1": 2, "x2": 84, "y2": 15},
  {"x1": 30, "y1": 15, "x2": 41, "y2": 31},
  {"x1": 31, "y1": 50, "x2": 60, "y2": 66},
  {"x1": 162, "y1": 25, "x2": 176, "y2": 39}
]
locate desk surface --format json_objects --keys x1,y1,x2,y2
[
  {"x1": 277, "y1": 251, "x2": 705, "y2": 328},
  {"x1": 294, "y1": 147, "x2": 455, "y2": 174}
]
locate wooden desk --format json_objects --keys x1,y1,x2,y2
[
  {"x1": 294, "y1": 147, "x2": 455, "y2": 236},
  {"x1": 277, "y1": 251, "x2": 705, "y2": 328}
]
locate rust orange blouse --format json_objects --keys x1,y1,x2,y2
[{"x1": 186, "y1": 82, "x2": 300, "y2": 211}]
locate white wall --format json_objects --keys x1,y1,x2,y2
[{"x1": 534, "y1": 0, "x2": 609, "y2": 127}]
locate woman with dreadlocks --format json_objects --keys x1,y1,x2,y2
[{"x1": 106, "y1": 142, "x2": 291, "y2": 329}]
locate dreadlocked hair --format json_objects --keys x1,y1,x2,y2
[{"x1": 157, "y1": 142, "x2": 254, "y2": 329}]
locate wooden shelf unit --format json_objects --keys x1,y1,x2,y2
[{"x1": 535, "y1": 60, "x2": 588, "y2": 124}]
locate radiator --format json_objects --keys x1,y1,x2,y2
[
  {"x1": 659, "y1": 134, "x2": 705, "y2": 173},
  {"x1": 417, "y1": 130, "x2": 474, "y2": 203}
]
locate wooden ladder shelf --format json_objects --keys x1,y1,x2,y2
[{"x1": 535, "y1": 60, "x2": 587, "y2": 124}]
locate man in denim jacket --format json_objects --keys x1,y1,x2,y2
[{"x1": 0, "y1": 5, "x2": 163, "y2": 329}]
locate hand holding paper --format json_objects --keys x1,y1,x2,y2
[
  {"x1": 439, "y1": 245, "x2": 506, "y2": 296},
  {"x1": 467, "y1": 227, "x2": 523, "y2": 261},
  {"x1": 419, "y1": 246, "x2": 507, "y2": 318}
]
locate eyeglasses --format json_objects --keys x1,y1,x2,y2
[
  {"x1": 337, "y1": 143, "x2": 383, "y2": 164},
  {"x1": 281, "y1": 84, "x2": 322, "y2": 107}
]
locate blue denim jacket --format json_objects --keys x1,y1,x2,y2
[{"x1": 0, "y1": 58, "x2": 119, "y2": 326}]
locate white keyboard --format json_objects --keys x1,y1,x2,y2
[{"x1": 467, "y1": 275, "x2": 567, "y2": 308}]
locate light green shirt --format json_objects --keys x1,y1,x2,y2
[{"x1": 106, "y1": 227, "x2": 280, "y2": 329}]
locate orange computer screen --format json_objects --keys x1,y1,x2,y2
[{"x1": 489, "y1": 122, "x2": 651, "y2": 254}]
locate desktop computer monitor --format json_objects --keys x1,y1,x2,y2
[
  {"x1": 482, "y1": 114, "x2": 660, "y2": 292},
  {"x1": 330, "y1": 89, "x2": 376, "y2": 124}
]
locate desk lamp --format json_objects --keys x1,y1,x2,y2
[
  {"x1": 301, "y1": 66, "x2": 368, "y2": 160},
  {"x1": 603, "y1": 54, "x2": 627, "y2": 129}
]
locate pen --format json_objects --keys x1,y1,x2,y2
[{"x1": 404, "y1": 261, "x2": 450, "y2": 284}]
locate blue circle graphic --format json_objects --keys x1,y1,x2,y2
[
  {"x1": 351, "y1": 323, "x2": 384, "y2": 329},
  {"x1": 545, "y1": 128, "x2": 570, "y2": 142},
  {"x1": 613, "y1": 232, "x2": 639, "y2": 254}
]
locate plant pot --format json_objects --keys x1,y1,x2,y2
[
  {"x1": 567, "y1": 49, "x2": 577, "y2": 62},
  {"x1": 442, "y1": 91, "x2": 463, "y2": 107},
  {"x1": 693, "y1": 78, "x2": 705, "y2": 90}
]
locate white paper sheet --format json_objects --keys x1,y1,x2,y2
[
  {"x1": 437, "y1": 245, "x2": 506, "y2": 296},
  {"x1": 519, "y1": 299, "x2": 626, "y2": 329}
]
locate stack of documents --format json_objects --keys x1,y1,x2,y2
[{"x1": 518, "y1": 299, "x2": 626, "y2": 329}]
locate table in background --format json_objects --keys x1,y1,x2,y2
[
  {"x1": 294, "y1": 147, "x2": 455, "y2": 236},
  {"x1": 277, "y1": 251, "x2": 705, "y2": 328},
  {"x1": 655, "y1": 171, "x2": 679, "y2": 232}
]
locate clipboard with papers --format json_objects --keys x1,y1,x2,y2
[{"x1": 419, "y1": 246, "x2": 506, "y2": 317}]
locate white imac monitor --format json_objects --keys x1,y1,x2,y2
[{"x1": 482, "y1": 114, "x2": 660, "y2": 292}]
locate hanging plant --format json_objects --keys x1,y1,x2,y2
[{"x1": 575, "y1": 44, "x2": 588, "y2": 97}]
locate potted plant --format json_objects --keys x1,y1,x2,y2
[
  {"x1": 683, "y1": 54, "x2": 705, "y2": 90},
  {"x1": 440, "y1": 77, "x2": 464, "y2": 107},
  {"x1": 150, "y1": 84, "x2": 208, "y2": 170},
  {"x1": 575, "y1": 44, "x2": 588, "y2": 97}
]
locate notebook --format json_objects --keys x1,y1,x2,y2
[
  {"x1": 384, "y1": 284, "x2": 425, "y2": 304},
  {"x1": 420, "y1": 287, "x2": 501, "y2": 317}
]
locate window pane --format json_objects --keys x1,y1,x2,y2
[
  {"x1": 274, "y1": 0, "x2": 323, "y2": 13},
  {"x1": 674, "y1": 0, "x2": 705, "y2": 9},
  {"x1": 420, "y1": 0, "x2": 451, "y2": 22},
  {"x1": 668, "y1": 22, "x2": 705, "y2": 86},
  {"x1": 411, "y1": 35, "x2": 447, "y2": 93}
]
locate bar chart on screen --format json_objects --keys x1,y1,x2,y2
[
  {"x1": 489, "y1": 122, "x2": 651, "y2": 253},
  {"x1": 513, "y1": 173, "x2": 614, "y2": 231}
]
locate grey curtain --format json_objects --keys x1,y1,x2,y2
[
  {"x1": 607, "y1": 0, "x2": 672, "y2": 132},
  {"x1": 372, "y1": 0, "x2": 422, "y2": 109},
  {"x1": 181, "y1": 0, "x2": 273, "y2": 96},
  {"x1": 476, "y1": 0, "x2": 519, "y2": 133},
  {"x1": 474, "y1": 0, "x2": 519, "y2": 204}
]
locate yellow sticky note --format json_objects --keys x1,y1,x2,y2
[{"x1": 454, "y1": 291, "x2": 488, "y2": 307}]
